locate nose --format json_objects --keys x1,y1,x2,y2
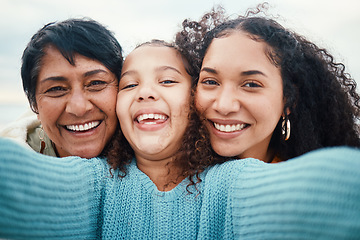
[
  {"x1": 65, "y1": 89, "x2": 93, "y2": 117},
  {"x1": 213, "y1": 86, "x2": 240, "y2": 115},
  {"x1": 137, "y1": 82, "x2": 159, "y2": 101}
]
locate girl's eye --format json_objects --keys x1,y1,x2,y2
[
  {"x1": 160, "y1": 79, "x2": 177, "y2": 85},
  {"x1": 121, "y1": 83, "x2": 137, "y2": 90}
]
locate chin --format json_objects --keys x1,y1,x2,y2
[{"x1": 74, "y1": 149, "x2": 102, "y2": 159}]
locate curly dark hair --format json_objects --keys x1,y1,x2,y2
[
  {"x1": 175, "y1": 3, "x2": 360, "y2": 161},
  {"x1": 105, "y1": 40, "x2": 229, "y2": 190}
]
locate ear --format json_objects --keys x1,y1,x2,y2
[{"x1": 282, "y1": 107, "x2": 291, "y2": 117}]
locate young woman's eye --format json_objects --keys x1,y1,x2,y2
[
  {"x1": 243, "y1": 81, "x2": 262, "y2": 88},
  {"x1": 201, "y1": 79, "x2": 219, "y2": 86}
]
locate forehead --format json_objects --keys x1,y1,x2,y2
[
  {"x1": 123, "y1": 45, "x2": 185, "y2": 70},
  {"x1": 209, "y1": 32, "x2": 267, "y2": 58},
  {"x1": 204, "y1": 32, "x2": 276, "y2": 69}
]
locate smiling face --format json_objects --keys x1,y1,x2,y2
[
  {"x1": 116, "y1": 45, "x2": 191, "y2": 163},
  {"x1": 35, "y1": 45, "x2": 118, "y2": 158},
  {"x1": 196, "y1": 31, "x2": 284, "y2": 162}
]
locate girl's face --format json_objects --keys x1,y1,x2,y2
[
  {"x1": 116, "y1": 45, "x2": 191, "y2": 163},
  {"x1": 196, "y1": 31, "x2": 284, "y2": 162}
]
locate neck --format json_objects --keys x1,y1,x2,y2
[
  {"x1": 239, "y1": 148, "x2": 275, "y2": 163},
  {"x1": 135, "y1": 155, "x2": 184, "y2": 191}
]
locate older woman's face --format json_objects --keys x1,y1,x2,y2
[{"x1": 35, "y1": 45, "x2": 118, "y2": 158}]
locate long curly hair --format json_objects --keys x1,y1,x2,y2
[
  {"x1": 175, "y1": 3, "x2": 360, "y2": 161},
  {"x1": 105, "y1": 40, "x2": 229, "y2": 191}
]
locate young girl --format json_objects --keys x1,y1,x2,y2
[
  {"x1": 176, "y1": 5, "x2": 360, "y2": 162},
  {"x1": 0, "y1": 40, "x2": 359, "y2": 239}
]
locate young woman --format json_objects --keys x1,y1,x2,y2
[
  {"x1": 0, "y1": 40, "x2": 359, "y2": 239},
  {"x1": 176, "y1": 5, "x2": 360, "y2": 162},
  {"x1": 0, "y1": 18, "x2": 123, "y2": 158}
]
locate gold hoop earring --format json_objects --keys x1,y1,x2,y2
[
  {"x1": 282, "y1": 116, "x2": 291, "y2": 141},
  {"x1": 39, "y1": 127, "x2": 46, "y2": 154}
]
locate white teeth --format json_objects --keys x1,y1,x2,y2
[
  {"x1": 213, "y1": 122, "x2": 247, "y2": 132},
  {"x1": 66, "y1": 121, "x2": 100, "y2": 132},
  {"x1": 137, "y1": 113, "x2": 167, "y2": 122}
]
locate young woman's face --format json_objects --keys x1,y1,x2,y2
[
  {"x1": 116, "y1": 45, "x2": 191, "y2": 162},
  {"x1": 196, "y1": 32, "x2": 284, "y2": 162},
  {"x1": 36, "y1": 45, "x2": 118, "y2": 158}
]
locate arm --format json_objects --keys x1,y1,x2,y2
[
  {"x1": 231, "y1": 147, "x2": 360, "y2": 239},
  {"x1": 0, "y1": 137, "x2": 107, "y2": 239}
]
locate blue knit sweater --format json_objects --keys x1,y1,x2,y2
[{"x1": 0, "y1": 137, "x2": 359, "y2": 239}]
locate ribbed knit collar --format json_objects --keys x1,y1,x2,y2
[{"x1": 128, "y1": 159, "x2": 192, "y2": 201}]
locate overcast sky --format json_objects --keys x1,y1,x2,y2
[{"x1": 1, "y1": 0, "x2": 359, "y2": 106}]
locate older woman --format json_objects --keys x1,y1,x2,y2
[{"x1": 0, "y1": 18, "x2": 123, "y2": 158}]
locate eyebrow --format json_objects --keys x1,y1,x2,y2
[
  {"x1": 241, "y1": 70, "x2": 267, "y2": 77},
  {"x1": 120, "y1": 70, "x2": 135, "y2": 79},
  {"x1": 201, "y1": 67, "x2": 267, "y2": 77},
  {"x1": 121, "y1": 65, "x2": 183, "y2": 79},
  {"x1": 39, "y1": 76, "x2": 67, "y2": 83},
  {"x1": 83, "y1": 69, "x2": 108, "y2": 78},
  {"x1": 40, "y1": 69, "x2": 109, "y2": 83},
  {"x1": 155, "y1": 66, "x2": 182, "y2": 75},
  {"x1": 200, "y1": 67, "x2": 218, "y2": 74}
]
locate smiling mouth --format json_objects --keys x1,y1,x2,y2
[
  {"x1": 65, "y1": 121, "x2": 101, "y2": 132},
  {"x1": 136, "y1": 113, "x2": 168, "y2": 124},
  {"x1": 212, "y1": 121, "x2": 249, "y2": 133}
]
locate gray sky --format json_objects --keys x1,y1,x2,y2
[{"x1": 1, "y1": 0, "x2": 359, "y2": 106}]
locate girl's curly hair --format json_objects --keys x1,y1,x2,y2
[{"x1": 175, "y1": 3, "x2": 360, "y2": 161}]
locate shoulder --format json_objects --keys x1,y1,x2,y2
[
  {"x1": 206, "y1": 158, "x2": 265, "y2": 178},
  {"x1": 231, "y1": 147, "x2": 360, "y2": 238},
  {"x1": 202, "y1": 158, "x2": 265, "y2": 192},
  {"x1": 233, "y1": 146, "x2": 360, "y2": 194},
  {"x1": 0, "y1": 137, "x2": 108, "y2": 178},
  {"x1": 0, "y1": 109, "x2": 40, "y2": 150}
]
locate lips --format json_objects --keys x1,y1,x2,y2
[
  {"x1": 210, "y1": 120, "x2": 249, "y2": 133},
  {"x1": 65, "y1": 121, "x2": 101, "y2": 132},
  {"x1": 135, "y1": 113, "x2": 168, "y2": 124}
]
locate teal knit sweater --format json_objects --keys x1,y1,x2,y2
[{"x1": 0, "y1": 137, "x2": 359, "y2": 239}]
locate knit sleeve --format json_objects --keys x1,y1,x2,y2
[
  {"x1": 231, "y1": 147, "x2": 360, "y2": 239},
  {"x1": 0, "y1": 137, "x2": 107, "y2": 239}
]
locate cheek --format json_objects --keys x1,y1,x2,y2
[
  {"x1": 255, "y1": 96, "x2": 283, "y2": 123},
  {"x1": 194, "y1": 91, "x2": 208, "y2": 113},
  {"x1": 116, "y1": 96, "x2": 131, "y2": 128},
  {"x1": 36, "y1": 99, "x2": 61, "y2": 128}
]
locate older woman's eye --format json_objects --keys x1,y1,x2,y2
[
  {"x1": 87, "y1": 80, "x2": 108, "y2": 91},
  {"x1": 44, "y1": 86, "x2": 68, "y2": 97},
  {"x1": 45, "y1": 86, "x2": 65, "y2": 92}
]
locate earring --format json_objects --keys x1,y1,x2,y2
[
  {"x1": 282, "y1": 116, "x2": 291, "y2": 141},
  {"x1": 39, "y1": 127, "x2": 46, "y2": 154}
]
